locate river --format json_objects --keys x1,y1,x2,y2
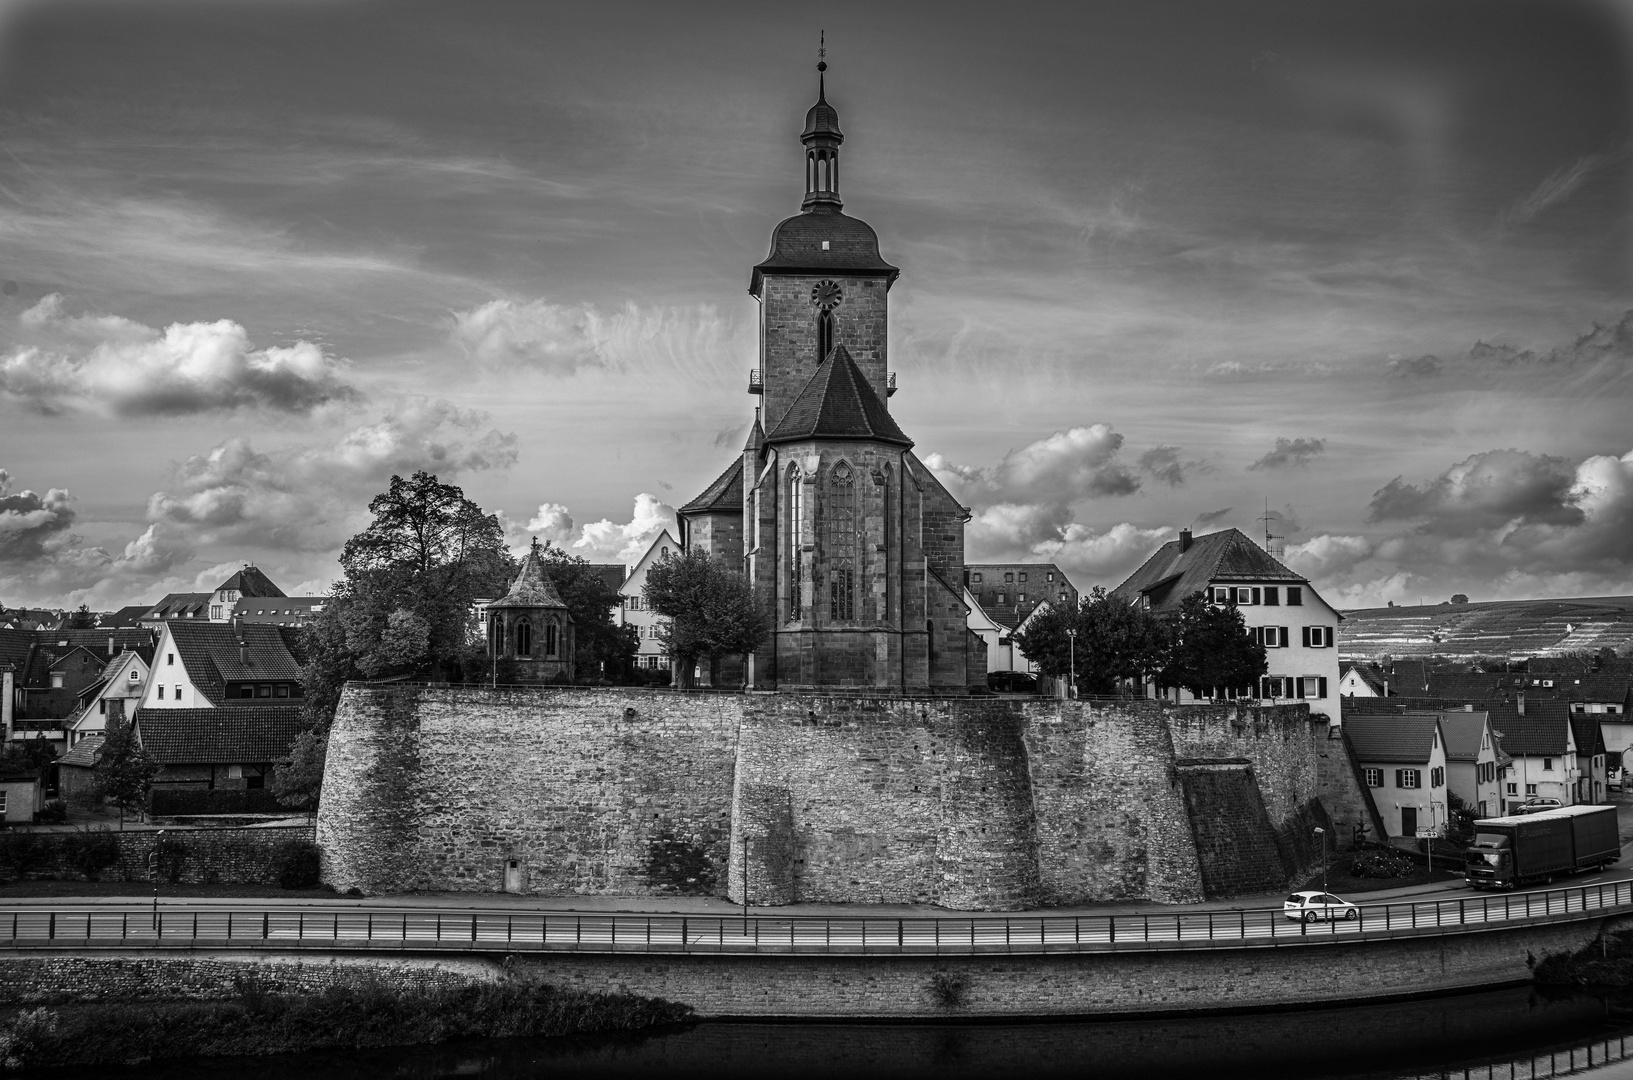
[{"x1": 31, "y1": 985, "x2": 1633, "y2": 1079}]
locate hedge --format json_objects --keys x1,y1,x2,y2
[{"x1": 148, "y1": 788, "x2": 285, "y2": 816}]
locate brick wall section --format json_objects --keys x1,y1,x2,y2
[
  {"x1": 1020, "y1": 701, "x2": 1204, "y2": 905},
  {"x1": 1177, "y1": 764, "x2": 1291, "y2": 897},
  {"x1": 2, "y1": 824, "x2": 314, "y2": 886},
  {"x1": 0, "y1": 953, "x2": 495, "y2": 1005},
  {"x1": 319, "y1": 687, "x2": 739, "y2": 896},
  {"x1": 320, "y1": 688, "x2": 1336, "y2": 907}
]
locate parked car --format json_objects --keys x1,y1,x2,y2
[
  {"x1": 1283, "y1": 891, "x2": 1358, "y2": 923},
  {"x1": 987, "y1": 671, "x2": 1040, "y2": 693},
  {"x1": 1514, "y1": 797, "x2": 1563, "y2": 815}
]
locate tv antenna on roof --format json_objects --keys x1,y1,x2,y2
[{"x1": 1258, "y1": 498, "x2": 1284, "y2": 558}]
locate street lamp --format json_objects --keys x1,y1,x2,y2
[
  {"x1": 1313, "y1": 826, "x2": 1327, "y2": 893},
  {"x1": 1065, "y1": 627, "x2": 1078, "y2": 700}
]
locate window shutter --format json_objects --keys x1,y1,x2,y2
[
  {"x1": 1395, "y1": 769, "x2": 1403, "y2": 787},
  {"x1": 1252, "y1": 587, "x2": 1261, "y2": 605},
  {"x1": 1301, "y1": 626, "x2": 1311, "y2": 647},
  {"x1": 1279, "y1": 627, "x2": 1290, "y2": 647},
  {"x1": 1318, "y1": 677, "x2": 1328, "y2": 697}
]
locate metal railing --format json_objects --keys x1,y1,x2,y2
[
  {"x1": 2, "y1": 879, "x2": 1630, "y2": 956},
  {"x1": 1400, "y1": 1033, "x2": 1633, "y2": 1080}
]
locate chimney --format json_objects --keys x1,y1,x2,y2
[
  {"x1": 107, "y1": 635, "x2": 115, "y2": 656},
  {"x1": 1178, "y1": 528, "x2": 1193, "y2": 553},
  {"x1": 232, "y1": 612, "x2": 248, "y2": 665},
  {"x1": 1516, "y1": 691, "x2": 1526, "y2": 716}
]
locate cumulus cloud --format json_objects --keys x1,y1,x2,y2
[
  {"x1": 1368, "y1": 449, "x2": 1581, "y2": 536},
  {"x1": 449, "y1": 297, "x2": 741, "y2": 381},
  {"x1": 570, "y1": 494, "x2": 678, "y2": 565},
  {"x1": 522, "y1": 503, "x2": 576, "y2": 546},
  {"x1": 1248, "y1": 437, "x2": 1327, "y2": 470},
  {"x1": 1282, "y1": 534, "x2": 1376, "y2": 579},
  {"x1": 1138, "y1": 445, "x2": 1205, "y2": 487},
  {"x1": 1386, "y1": 354, "x2": 1442, "y2": 378},
  {"x1": 0, "y1": 469, "x2": 76, "y2": 562},
  {"x1": 1030, "y1": 522, "x2": 1175, "y2": 582},
  {"x1": 450, "y1": 298, "x2": 606, "y2": 373},
  {"x1": 0, "y1": 294, "x2": 355, "y2": 416},
  {"x1": 929, "y1": 425, "x2": 1141, "y2": 503}
]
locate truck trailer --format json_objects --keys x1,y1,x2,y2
[{"x1": 1464, "y1": 804, "x2": 1620, "y2": 890}]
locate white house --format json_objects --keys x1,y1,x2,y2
[
  {"x1": 1345, "y1": 713, "x2": 1450, "y2": 838},
  {"x1": 617, "y1": 529, "x2": 680, "y2": 671},
  {"x1": 1438, "y1": 708, "x2": 1506, "y2": 819},
  {"x1": 1109, "y1": 527, "x2": 1344, "y2": 722},
  {"x1": 64, "y1": 650, "x2": 149, "y2": 746}
]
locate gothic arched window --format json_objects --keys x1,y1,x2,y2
[
  {"x1": 545, "y1": 622, "x2": 558, "y2": 658},
  {"x1": 516, "y1": 618, "x2": 532, "y2": 658},
  {"x1": 812, "y1": 280, "x2": 841, "y2": 362},
  {"x1": 787, "y1": 465, "x2": 803, "y2": 620},
  {"x1": 828, "y1": 462, "x2": 856, "y2": 621}
]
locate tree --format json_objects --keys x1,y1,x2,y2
[
  {"x1": 1159, "y1": 591, "x2": 1268, "y2": 699},
  {"x1": 535, "y1": 545, "x2": 639, "y2": 683},
  {"x1": 92, "y1": 713, "x2": 159, "y2": 828},
  {"x1": 1011, "y1": 587, "x2": 1170, "y2": 695},
  {"x1": 643, "y1": 548, "x2": 769, "y2": 688},
  {"x1": 1450, "y1": 594, "x2": 1469, "y2": 605},
  {"x1": 65, "y1": 604, "x2": 96, "y2": 629}
]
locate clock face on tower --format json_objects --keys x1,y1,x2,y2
[{"x1": 811, "y1": 280, "x2": 843, "y2": 311}]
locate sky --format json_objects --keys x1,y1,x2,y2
[{"x1": 0, "y1": 0, "x2": 1630, "y2": 611}]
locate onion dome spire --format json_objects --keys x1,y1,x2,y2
[{"x1": 801, "y1": 33, "x2": 843, "y2": 211}]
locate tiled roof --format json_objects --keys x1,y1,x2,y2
[
  {"x1": 166, "y1": 622, "x2": 305, "y2": 705},
  {"x1": 146, "y1": 593, "x2": 210, "y2": 620},
  {"x1": 0, "y1": 632, "x2": 35, "y2": 672},
  {"x1": 1392, "y1": 660, "x2": 1429, "y2": 694},
  {"x1": 214, "y1": 565, "x2": 284, "y2": 598},
  {"x1": 134, "y1": 706, "x2": 304, "y2": 764},
  {"x1": 678, "y1": 458, "x2": 744, "y2": 515},
  {"x1": 59, "y1": 735, "x2": 105, "y2": 769},
  {"x1": 750, "y1": 207, "x2": 900, "y2": 295},
  {"x1": 1570, "y1": 714, "x2": 1607, "y2": 757},
  {"x1": 231, "y1": 596, "x2": 325, "y2": 623},
  {"x1": 487, "y1": 543, "x2": 570, "y2": 611},
  {"x1": 1341, "y1": 662, "x2": 1389, "y2": 695},
  {"x1": 1109, "y1": 528, "x2": 1306, "y2": 611},
  {"x1": 104, "y1": 605, "x2": 153, "y2": 628},
  {"x1": 1487, "y1": 699, "x2": 1573, "y2": 757},
  {"x1": 1438, "y1": 711, "x2": 1493, "y2": 763},
  {"x1": 764, "y1": 345, "x2": 911, "y2": 448},
  {"x1": 1345, "y1": 714, "x2": 1440, "y2": 764},
  {"x1": 583, "y1": 564, "x2": 628, "y2": 595}
]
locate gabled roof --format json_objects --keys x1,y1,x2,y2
[
  {"x1": 617, "y1": 530, "x2": 681, "y2": 593},
  {"x1": 104, "y1": 605, "x2": 153, "y2": 628},
  {"x1": 678, "y1": 458, "x2": 744, "y2": 515},
  {"x1": 1439, "y1": 711, "x2": 1495, "y2": 763},
  {"x1": 48, "y1": 645, "x2": 102, "y2": 672},
  {"x1": 58, "y1": 734, "x2": 105, "y2": 769},
  {"x1": 1345, "y1": 713, "x2": 1441, "y2": 765},
  {"x1": 134, "y1": 706, "x2": 304, "y2": 764},
  {"x1": 583, "y1": 564, "x2": 627, "y2": 595},
  {"x1": 164, "y1": 621, "x2": 305, "y2": 705},
  {"x1": 1392, "y1": 660, "x2": 1429, "y2": 694},
  {"x1": 1487, "y1": 699, "x2": 1573, "y2": 757},
  {"x1": 214, "y1": 566, "x2": 284, "y2": 598},
  {"x1": 764, "y1": 345, "x2": 911, "y2": 448},
  {"x1": 487, "y1": 541, "x2": 570, "y2": 611},
  {"x1": 1570, "y1": 714, "x2": 1607, "y2": 758},
  {"x1": 1342, "y1": 662, "x2": 1389, "y2": 695},
  {"x1": 145, "y1": 593, "x2": 210, "y2": 620},
  {"x1": 1109, "y1": 528, "x2": 1307, "y2": 611}
]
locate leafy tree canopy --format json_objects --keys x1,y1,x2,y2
[
  {"x1": 1010, "y1": 586, "x2": 1170, "y2": 694},
  {"x1": 65, "y1": 604, "x2": 96, "y2": 629},
  {"x1": 643, "y1": 548, "x2": 768, "y2": 687},
  {"x1": 1159, "y1": 591, "x2": 1268, "y2": 699},
  {"x1": 536, "y1": 544, "x2": 639, "y2": 682},
  {"x1": 93, "y1": 712, "x2": 159, "y2": 823}
]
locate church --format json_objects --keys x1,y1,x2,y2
[{"x1": 677, "y1": 62, "x2": 980, "y2": 692}]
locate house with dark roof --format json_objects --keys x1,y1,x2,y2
[
  {"x1": 616, "y1": 530, "x2": 681, "y2": 671},
  {"x1": 231, "y1": 595, "x2": 325, "y2": 628},
  {"x1": 133, "y1": 705, "x2": 304, "y2": 794},
  {"x1": 1339, "y1": 661, "x2": 1390, "y2": 697},
  {"x1": 1344, "y1": 713, "x2": 1449, "y2": 838},
  {"x1": 57, "y1": 732, "x2": 104, "y2": 808},
  {"x1": 1109, "y1": 528, "x2": 1343, "y2": 719},
  {"x1": 1438, "y1": 708, "x2": 1508, "y2": 818},
  {"x1": 207, "y1": 565, "x2": 285, "y2": 621},
  {"x1": 964, "y1": 563, "x2": 1079, "y2": 638},
  {"x1": 1486, "y1": 698, "x2": 1581, "y2": 811},
  {"x1": 1571, "y1": 713, "x2": 1609, "y2": 805},
  {"x1": 103, "y1": 605, "x2": 154, "y2": 629},
  {"x1": 143, "y1": 619, "x2": 306, "y2": 710},
  {"x1": 63, "y1": 649, "x2": 149, "y2": 748}
]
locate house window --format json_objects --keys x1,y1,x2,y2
[
  {"x1": 129, "y1": 671, "x2": 140, "y2": 682},
  {"x1": 50, "y1": 673, "x2": 63, "y2": 689},
  {"x1": 157, "y1": 686, "x2": 165, "y2": 700},
  {"x1": 1264, "y1": 587, "x2": 1279, "y2": 606},
  {"x1": 0, "y1": 791, "x2": 7, "y2": 816},
  {"x1": 996, "y1": 592, "x2": 1007, "y2": 605},
  {"x1": 1430, "y1": 767, "x2": 1444, "y2": 787},
  {"x1": 1363, "y1": 768, "x2": 1382, "y2": 787},
  {"x1": 257, "y1": 685, "x2": 270, "y2": 698},
  {"x1": 828, "y1": 462, "x2": 857, "y2": 621},
  {"x1": 1017, "y1": 592, "x2": 1026, "y2": 603},
  {"x1": 98, "y1": 701, "x2": 106, "y2": 715},
  {"x1": 1287, "y1": 587, "x2": 1303, "y2": 606},
  {"x1": 1018, "y1": 572, "x2": 1028, "y2": 583},
  {"x1": 1526, "y1": 783, "x2": 1537, "y2": 796},
  {"x1": 1397, "y1": 769, "x2": 1421, "y2": 789},
  {"x1": 1236, "y1": 587, "x2": 1256, "y2": 605},
  {"x1": 1261, "y1": 676, "x2": 1288, "y2": 698},
  {"x1": 1302, "y1": 626, "x2": 1333, "y2": 648},
  {"x1": 1046, "y1": 573, "x2": 1054, "y2": 582},
  {"x1": 1507, "y1": 782, "x2": 1517, "y2": 795},
  {"x1": 516, "y1": 619, "x2": 533, "y2": 658},
  {"x1": 1211, "y1": 586, "x2": 1232, "y2": 605},
  {"x1": 1059, "y1": 591, "x2": 1069, "y2": 603},
  {"x1": 275, "y1": 685, "x2": 290, "y2": 698},
  {"x1": 1295, "y1": 676, "x2": 1327, "y2": 699},
  {"x1": 1004, "y1": 572, "x2": 1014, "y2": 583},
  {"x1": 787, "y1": 466, "x2": 803, "y2": 620},
  {"x1": 1544, "y1": 757, "x2": 1553, "y2": 771}
]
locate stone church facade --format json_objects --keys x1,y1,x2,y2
[{"x1": 678, "y1": 67, "x2": 980, "y2": 693}]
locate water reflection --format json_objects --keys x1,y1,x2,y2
[{"x1": 32, "y1": 986, "x2": 1633, "y2": 1080}]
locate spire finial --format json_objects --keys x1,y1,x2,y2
[{"x1": 817, "y1": 30, "x2": 826, "y2": 97}]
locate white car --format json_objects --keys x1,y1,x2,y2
[{"x1": 1283, "y1": 891, "x2": 1359, "y2": 923}]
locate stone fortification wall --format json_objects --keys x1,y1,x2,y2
[
  {"x1": 319, "y1": 687, "x2": 738, "y2": 896},
  {"x1": 320, "y1": 687, "x2": 1337, "y2": 906}
]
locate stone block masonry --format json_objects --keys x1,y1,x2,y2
[{"x1": 320, "y1": 686, "x2": 1355, "y2": 907}]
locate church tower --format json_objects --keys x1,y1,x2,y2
[{"x1": 678, "y1": 56, "x2": 977, "y2": 693}]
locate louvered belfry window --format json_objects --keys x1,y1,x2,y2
[{"x1": 828, "y1": 462, "x2": 856, "y2": 621}]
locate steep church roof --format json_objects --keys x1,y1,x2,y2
[
  {"x1": 488, "y1": 540, "x2": 570, "y2": 610},
  {"x1": 751, "y1": 209, "x2": 899, "y2": 295},
  {"x1": 764, "y1": 345, "x2": 912, "y2": 448},
  {"x1": 678, "y1": 458, "x2": 744, "y2": 515}
]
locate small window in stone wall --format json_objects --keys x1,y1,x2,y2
[
  {"x1": 517, "y1": 619, "x2": 532, "y2": 658},
  {"x1": 546, "y1": 622, "x2": 558, "y2": 658}
]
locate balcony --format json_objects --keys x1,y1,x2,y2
[
  {"x1": 887, "y1": 371, "x2": 897, "y2": 397},
  {"x1": 748, "y1": 369, "x2": 763, "y2": 394}
]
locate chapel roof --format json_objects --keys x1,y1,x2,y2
[
  {"x1": 679, "y1": 458, "x2": 744, "y2": 516},
  {"x1": 765, "y1": 345, "x2": 912, "y2": 448},
  {"x1": 488, "y1": 541, "x2": 570, "y2": 611}
]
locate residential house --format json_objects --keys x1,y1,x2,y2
[
  {"x1": 1489, "y1": 698, "x2": 1581, "y2": 811},
  {"x1": 1437, "y1": 708, "x2": 1507, "y2": 818},
  {"x1": 143, "y1": 618, "x2": 306, "y2": 710},
  {"x1": 103, "y1": 606, "x2": 153, "y2": 629},
  {"x1": 133, "y1": 705, "x2": 304, "y2": 794},
  {"x1": 1338, "y1": 661, "x2": 1390, "y2": 697},
  {"x1": 139, "y1": 593, "x2": 211, "y2": 627},
  {"x1": 964, "y1": 588, "x2": 1013, "y2": 673},
  {"x1": 1344, "y1": 713, "x2": 1450, "y2": 838},
  {"x1": 63, "y1": 650, "x2": 149, "y2": 747},
  {"x1": 56, "y1": 733, "x2": 103, "y2": 809},
  {"x1": 1109, "y1": 527, "x2": 1343, "y2": 720},
  {"x1": 617, "y1": 530, "x2": 681, "y2": 671},
  {"x1": 206, "y1": 565, "x2": 285, "y2": 622},
  {"x1": 1, "y1": 629, "x2": 155, "y2": 746},
  {"x1": 231, "y1": 596, "x2": 326, "y2": 628},
  {"x1": 0, "y1": 767, "x2": 42, "y2": 824},
  {"x1": 1571, "y1": 713, "x2": 1609, "y2": 805},
  {"x1": 964, "y1": 564, "x2": 1079, "y2": 639}
]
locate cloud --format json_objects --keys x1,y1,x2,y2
[
  {"x1": 1248, "y1": 437, "x2": 1327, "y2": 470},
  {"x1": 1193, "y1": 507, "x2": 1233, "y2": 527},
  {"x1": 1499, "y1": 147, "x2": 1623, "y2": 227},
  {"x1": 147, "y1": 397, "x2": 519, "y2": 553},
  {"x1": 449, "y1": 299, "x2": 607, "y2": 373},
  {"x1": 1386, "y1": 354, "x2": 1441, "y2": 378},
  {"x1": 931, "y1": 425, "x2": 1141, "y2": 503},
  {"x1": 569, "y1": 494, "x2": 678, "y2": 565},
  {"x1": 0, "y1": 470, "x2": 76, "y2": 563},
  {"x1": 522, "y1": 503, "x2": 575, "y2": 546},
  {"x1": 0, "y1": 294, "x2": 356, "y2": 417},
  {"x1": 1368, "y1": 448, "x2": 1582, "y2": 536},
  {"x1": 1138, "y1": 445, "x2": 1204, "y2": 487},
  {"x1": 1031, "y1": 522, "x2": 1175, "y2": 584},
  {"x1": 1282, "y1": 534, "x2": 1376, "y2": 579}
]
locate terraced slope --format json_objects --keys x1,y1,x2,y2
[{"x1": 1338, "y1": 595, "x2": 1633, "y2": 661}]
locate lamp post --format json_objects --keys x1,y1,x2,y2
[
  {"x1": 1066, "y1": 627, "x2": 1078, "y2": 700},
  {"x1": 1313, "y1": 826, "x2": 1327, "y2": 893}
]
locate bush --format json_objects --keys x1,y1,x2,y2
[
  {"x1": 0, "y1": 1007, "x2": 57, "y2": 1070},
  {"x1": 1350, "y1": 848, "x2": 1415, "y2": 879},
  {"x1": 36, "y1": 800, "x2": 66, "y2": 825},
  {"x1": 0, "y1": 832, "x2": 50, "y2": 879},
  {"x1": 154, "y1": 833, "x2": 188, "y2": 884},
  {"x1": 148, "y1": 787, "x2": 284, "y2": 817},
  {"x1": 62, "y1": 828, "x2": 120, "y2": 880},
  {"x1": 275, "y1": 839, "x2": 321, "y2": 889}
]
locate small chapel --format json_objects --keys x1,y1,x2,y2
[{"x1": 678, "y1": 60, "x2": 980, "y2": 693}]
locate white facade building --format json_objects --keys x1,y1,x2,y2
[{"x1": 617, "y1": 530, "x2": 680, "y2": 670}]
